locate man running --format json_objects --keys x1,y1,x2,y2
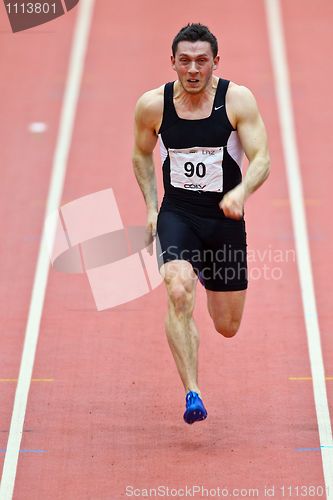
[{"x1": 132, "y1": 23, "x2": 270, "y2": 424}]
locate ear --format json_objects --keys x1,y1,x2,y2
[
  {"x1": 213, "y1": 55, "x2": 220, "y2": 70},
  {"x1": 171, "y1": 55, "x2": 176, "y2": 71}
]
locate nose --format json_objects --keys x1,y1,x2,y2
[{"x1": 188, "y1": 61, "x2": 198, "y2": 74}]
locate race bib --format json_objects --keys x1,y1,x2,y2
[{"x1": 169, "y1": 146, "x2": 224, "y2": 192}]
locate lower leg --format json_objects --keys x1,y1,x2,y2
[
  {"x1": 162, "y1": 261, "x2": 200, "y2": 395},
  {"x1": 161, "y1": 262, "x2": 207, "y2": 424},
  {"x1": 165, "y1": 307, "x2": 200, "y2": 394}
]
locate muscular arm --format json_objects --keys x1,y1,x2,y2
[
  {"x1": 132, "y1": 90, "x2": 162, "y2": 242},
  {"x1": 220, "y1": 86, "x2": 270, "y2": 219}
]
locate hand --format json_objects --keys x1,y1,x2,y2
[
  {"x1": 145, "y1": 209, "x2": 158, "y2": 255},
  {"x1": 219, "y1": 184, "x2": 246, "y2": 219}
]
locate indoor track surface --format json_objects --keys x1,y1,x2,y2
[{"x1": 0, "y1": 1, "x2": 332, "y2": 499}]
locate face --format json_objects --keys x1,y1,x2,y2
[{"x1": 171, "y1": 40, "x2": 219, "y2": 94}]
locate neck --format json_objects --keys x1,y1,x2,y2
[{"x1": 174, "y1": 75, "x2": 218, "y2": 106}]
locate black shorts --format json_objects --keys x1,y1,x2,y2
[{"x1": 156, "y1": 209, "x2": 248, "y2": 292}]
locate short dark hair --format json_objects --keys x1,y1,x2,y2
[{"x1": 172, "y1": 23, "x2": 218, "y2": 58}]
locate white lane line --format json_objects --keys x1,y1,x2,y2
[
  {"x1": 265, "y1": 0, "x2": 333, "y2": 496},
  {"x1": 0, "y1": 1, "x2": 95, "y2": 498}
]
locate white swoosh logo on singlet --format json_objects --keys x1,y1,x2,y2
[{"x1": 214, "y1": 105, "x2": 224, "y2": 111}]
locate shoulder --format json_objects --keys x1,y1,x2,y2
[
  {"x1": 135, "y1": 85, "x2": 165, "y2": 130},
  {"x1": 226, "y1": 82, "x2": 260, "y2": 123}
]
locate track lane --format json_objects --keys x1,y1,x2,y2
[
  {"x1": 281, "y1": 0, "x2": 333, "y2": 384},
  {"x1": 280, "y1": 0, "x2": 333, "y2": 490},
  {"x1": 0, "y1": 4, "x2": 78, "y2": 479}
]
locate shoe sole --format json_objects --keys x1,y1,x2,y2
[{"x1": 183, "y1": 408, "x2": 208, "y2": 425}]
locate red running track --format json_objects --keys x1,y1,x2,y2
[{"x1": 0, "y1": 0, "x2": 332, "y2": 498}]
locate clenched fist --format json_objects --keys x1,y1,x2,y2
[{"x1": 219, "y1": 184, "x2": 246, "y2": 220}]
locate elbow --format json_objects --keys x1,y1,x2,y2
[
  {"x1": 266, "y1": 158, "x2": 271, "y2": 179},
  {"x1": 132, "y1": 148, "x2": 152, "y2": 167},
  {"x1": 262, "y1": 154, "x2": 271, "y2": 181},
  {"x1": 265, "y1": 160, "x2": 271, "y2": 180}
]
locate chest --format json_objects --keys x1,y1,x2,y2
[{"x1": 173, "y1": 98, "x2": 215, "y2": 120}]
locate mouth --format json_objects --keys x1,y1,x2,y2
[{"x1": 187, "y1": 79, "x2": 200, "y2": 84}]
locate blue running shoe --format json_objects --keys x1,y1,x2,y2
[{"x1": 183, "y1": 391, "x2": 208, "y2": 424}]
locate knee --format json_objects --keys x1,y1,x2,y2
[
  {"x1": 163, "y1": 261, "x2": 196, "y2": 315},
  {"x1": 168, "y1": 283, "x2": 190, "y2": 313},
  {"x1": 214, "y1": 319, "x2": 240, "y2": 338},
  {"x1": 167, "y1": 280, "x2": 194, "y2": 315}
]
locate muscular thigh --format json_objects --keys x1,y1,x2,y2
[
  {"x1": 200, "y1": 217, "x2": 248, "y2": 292},
  {"x1": 156, "y1": 209, "x2": 203, "y2": 275},
  {"x1": 157, "y1": 209, "x2": 248, "y2": 294},
  {"x1": 206, "y1": 289, "x2": 247, "y2": 327}
]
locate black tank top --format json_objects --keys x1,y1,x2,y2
[{"x1": 158, "y1": 78, "x2": 244, "y2": 217}]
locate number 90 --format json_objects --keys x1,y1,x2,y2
[{"x1": 184, "y1": 162, "x2": 206, "y2": 178}]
